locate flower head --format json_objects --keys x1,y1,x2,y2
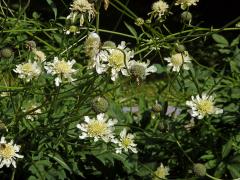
[
  {"x1": 164, "y1": 51, "x2": 191, "y2": 72},
  {"x1": 44, "y1": 57, "x2": 77, "y2": 86},
  {"x1": 186, "y1": 93, "x2": 223, "y2": 119},
  {"x1": 115, "y1": 128, "x2": 137, "y2": 154},
  {"x1": 0, "y1": 137, "x2": 23, "y2": 168},
  {"x1": 153, "y1": 163, "x2": 169, "y2": 180},
  {"x1": 14, "y1": 61, "x2": 41, "y2": 82},
  {"x1": 76, "y1": 113, "x2": 117, "y2": 142},
  {"x1": 150, "y1": 0, "x2": 169, "y2": 19},
  {"x1": 85, "y1": 32, "x2": 101, "y2": 59},
  {"x1": 64, "y1": 25, "x2": 80, "y2": 35},
  {"x1": 95, "y1": 41, "x2": 134, "y2": 81},
  {"x1": 175, "y1": 0, "x2": 199, "y2": 10},
  {"x1": 129, "y1": 60, "x2": 157, "y2": 80},
  {"x1": 67, "y1": 0, "x2": 95, "y2": 26},
  {"x1": 33, "y1": 49, "x2": 46, "y2": 62}
]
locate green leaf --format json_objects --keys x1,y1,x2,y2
[
  {"x1": 214, "y1": 162, "x2": 226, "y2": 178},
  {"x1": 46, "y1": 0, "x2": 57, "y2": 19},
  {"x1": 231, "y1": 36, "x2": 240, "y2": 46},
  {"x1": 153, "y1": 64, "x2": 166, "y2": 74},
  {"x1": 222, "y1": 139, "x2": 233, "y2": 159},
  {"x1": 212, "y1": 34, "x2": 229, "y2": 46},
  {"x1": 48, "y1": 154, "x2": 72, "y2": 173},
  {"x1": 124, "y1": 22, "x2": 138, "y2": 39},
  {"x1": 227, "y1": 164, "x2": 240, "y2": 178}
]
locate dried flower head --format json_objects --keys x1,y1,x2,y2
[{"x1": 67, "y1": 0, "x2": 95, "y2": 26}]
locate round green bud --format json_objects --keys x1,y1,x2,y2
[
  {"x1": 0, "y1": 120, "x2": 7, "y2": 131},
  {"x1": 175, "y1": 44, "x2": 186, "y2": 53},
  {"x1": 145, "y1": 19, "x2": 151, "y2": 24},
  {"x1": 92, "y1": 97, "x2": 109, "y2": 113},
  {"x1": 102, "y1": 41, "x2": 116, "y2": 49},
  {"x1": 130, "y1": 64, "x2": 146, "y2": 79},
  {"x1": 135, "y1": 17, "x2": 144, "y2": 26},
  {"x1": 193, "y1": 163, "x2": 206, "y2": 177},
  {"x1": 0, "y1": 48, "x2": 13, "y2": 58},
  {"x1": 181, "y1": 11, "x2": 192, "y2": 24},
  {"x1": 152, "y1": 103, "x2": 162, "y2": 113}
]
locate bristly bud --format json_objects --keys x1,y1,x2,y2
[
  {"x1": 181, "y1": 11, "x2": 192, "y2": 24},
  {"x1": 0, "y1": 120, "x2": 8, "y2": 132},
  {"x1": 26, "y1": 41, "x2": 37, "y2": 50},
  {"x1": 175, "y1": 43, "x2": 186, "y2": 53},
  {"x1": 92, "y1": 96, "x2": 109, "y2": 113},
  {"x1": 193, "y1": 163, "x2": 206, "y2": 177},
  {"x1": 135, "y1": 18, "x2": 144, "y2": 26},
  {"x1": 152, "y1": 103, "x2": 162, "y2": 113},
  {"x1": 102, "y1": 41, "x2": 116, "y2": 49},
  {"x1": 130, "y1": 64, "x2": 146, "y2": 79},
  {"x1": 0, "y1": 48, "x2": 13, "y2": 58}
]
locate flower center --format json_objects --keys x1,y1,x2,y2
[
  {"x1": 197, "y1": 100, "x2": 214, "y2": 115},
  {"x1": 130, "y1": 65, "x2": 145, "y2": 78},
  {"x1": 22, "y1": 63, "x2": 34, "y2": 74},
  {"x1": 122, "y1": 137, "x2": 132, "y2": 148},
  {"x1": 108, "y1": 49, "x2": 125, "y2": 69},
  {"x1": 88, "y1": 121, "x2": 107, "y2": 137},
  {"x1": 55, "y1": 61, "x2": 71, "y2": 74},
  {"x1": 0, "y1": 144, "x2": 15, "y2": 159},
  {"x1": 171, "y1": 53, "x2": 184, "y2": 66}
]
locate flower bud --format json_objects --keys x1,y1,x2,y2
[
  {"x1": 0, "y1": 48, "x2": 13, "y2": 58},
  {"x1": 130, "y1": 64, "x2": 146, "y2": 79},
  {"x1": 152, "y1": 103, "x2": 162, "y2": 113},
  {"x1": 0, "y1": 120, "x2": 8, "y2": 132},
  {"x1": 102, "y1": 41, "x2": 116, "y2": 49},
  {"x1": 135, "y1": 18, "x2": 144, "y2": 26},
  {"x1": 181, "y1": 11, "x2": 192, "y2": 24},
  {"x1": 92, "y1": 97, "x2": 109, "y2": 113},
  {"x1": 175, "y1": 44, "x2": 186, "y2": 53},
  {"x1": 193, "y1": 163, "x2": 206, "y2": 177}
]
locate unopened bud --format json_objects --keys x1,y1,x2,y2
[
  {"x1": 193, "y1": 163, "x2": 206, "y2": 177},
  {"x1": 92, "y1": 97, "x2": 109, "y2": 113},
  {"x1": 0, "y1": 48, "x2": 13, "y2": 58},
  {"x1": 181, "y1": 11, "x2": 192, "y2": 24}
]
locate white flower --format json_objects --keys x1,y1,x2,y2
[
  {"x1": 95, "y1": 41, "x2": 134, "y2": 81},
  {"x1": 115, "y1": 128, "x2": 137, "y2": 154},
  {"x1": 44, "y1": 57, "x2": 77, "y2": 86},
  {"x1": 14, "y1": 61, "x2": 41, "y2": 82},
  {"x1": 33, "y1": 49, "x2": 46, "y2": 62},
  {"x1": 76, "y1": 113, "x2": 117, "y2": 142},
  {"x1": 85, "y1": 32, "x2": 101, "y2": 59},
  {"x1": 164, "y1": 51, "x2": 191, "y2": 72},
  {"x1": 153, "y1": 163, "x2": 169, "y2": 180},
  {"x1": 175, "y1": 0, "x2": 199, "y2": 10},
  {"x1": 186, "y1": 93, "x2": 223, "y2": 119},
  {"x1": 149, "y1": 0, "x2": 169, "y2": 19},
  {"x1": 22, "y1": 105, "x2": 42, "y2": 121},
  {"x1": 0, "y1": 137, "x2": 23, "y2": 168},
  {"x1": 67, "y1": 0, "x2": 95, "y2": 26},
  {"x1": 128, "y1": 60, "x2": 157, "y2": 79}
]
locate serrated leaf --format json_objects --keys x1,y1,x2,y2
[
  {"x1": 212, "y1": 34, "x2": 229, "y2": 46},
  {"x1": 124, "y1": 22, "x2": 137, "y2": 38},
  {"x1": 48, "y1": 154, "x2": 72, "y2": 173},
  {"x1": 222, "y1": 139, "x2": 232, "y2": 159},
  {"x1": 46, "y1": 0, "x2": 57, "y2": 19}
]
